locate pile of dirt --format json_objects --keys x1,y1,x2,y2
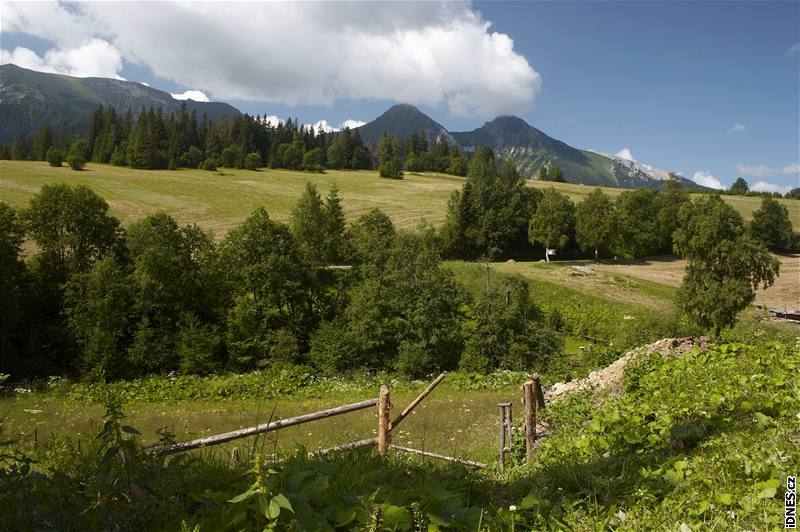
[
  {"x1": 570, "y1": 265, "x2": 595, "y2": 276},
  {"x1": 546, "y1": 336, "x2": 710, "y2": 402}
]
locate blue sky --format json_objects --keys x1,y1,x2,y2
[{"x1": 1, "y1": 1, "x2": 798, "y2": 191}]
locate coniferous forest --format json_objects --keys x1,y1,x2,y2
[{"x1": 1, "y1": 104, "x2": 470, "y2": 176}]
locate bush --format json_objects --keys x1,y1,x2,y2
[
  {"x1": 378, "y1": 157, "x2": 401, "y2": 178},
  {"x1": 244, "y1": 151, "x2": 261, "y2": 170},
  {"x1": 66, "y1": 138, "x2": 89, "y2": 170},
  {"x1": 202, "y1": 158, "x2": 217, "y2": 171},
  {"x1": 302, "y1": 147, "x2": 325, "y2": 173},
  {"x1": 46, "y1": 147, "x2": 63, "y2": 167},
  {"x1": 220, "y1": 146, "x2": 242, "y2": 168},
  {"x1": 67, "y1": 154, "x2": 86, "y2": 170},
  {"x1": 447, "y1": 156, "x2": 468, "y2": 176}
]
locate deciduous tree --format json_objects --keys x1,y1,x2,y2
[
  {"x1": 528, "y1": 188, "x2": 575, "y2": 261},
  {"x1": 673, "y1": 195, "x2": 779, "y2": 335},
  {"x1": 575, "y1": 188, "x2": 615, "y2": 260}
]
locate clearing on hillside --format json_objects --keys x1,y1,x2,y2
[{"x1": 2, "y1": 160, "x2": 797, "y2": 238}]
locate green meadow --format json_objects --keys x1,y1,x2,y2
[{"x1": 2, "y1": 160, "x2": 797, "y2": 238}]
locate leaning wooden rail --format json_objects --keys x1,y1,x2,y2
[
  {"x1": 390, "y1": 372, "x2": 446, "y2": 430},
  {"x1": 389, "y1": 444, "x2": 486, "y2": 469},
  {"x1": 152, "y1": 398, "x2": 379, "y2": 456}
]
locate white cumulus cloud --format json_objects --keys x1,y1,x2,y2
[
  {"x1": 727, "y1": 122, "x2": 746, "y2": 134},
  {"x1": 1, "y1": 38, "x2": 124, "y2": 79},
  {"x1": 736, "y1": 163, "x2": 800, "y2": 178},
  {"x1": 750, "y1": 181, "x2": 793, "y2": 195},
  {"x1": 614, "y1": 148, "x2": 635, "y2": 161},
  {"x1": 1, "y1": 1, "x2": 541, "y2": 118},
  {"x1": 170, "y1": 90, "x2": 210, "y2": 102},
  {"x1": 692, "y1": 170, "x2": 723, "y2": 189}
]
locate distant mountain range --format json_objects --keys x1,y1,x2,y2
[
  {"x1": 0, "y1": 64, "x2": 698, "y2": 189},
  {"x1": 0, "y1": 64, "x2": 239, "y2": 144},
  {"x1": 357, "y1": 105, "x2": 700, "y2": 189}
]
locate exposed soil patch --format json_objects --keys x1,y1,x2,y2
[{"x1": 546, "y1": 336, "x2": 710, "y2": 402}]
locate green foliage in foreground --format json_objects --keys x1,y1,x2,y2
[
  {"x1": 1, "y1": 338, "x2": 796, "y2": 530},
  {"x1": 515, "y1": 338, "x2": 799, "y2": 530}
]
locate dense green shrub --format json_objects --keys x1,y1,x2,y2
[
  {"x1": 243, "y1": 151, "x2": 261, "y2": 170},
  {"x1": 46, "y1": 146, "x2": 63, "y2": 167}
]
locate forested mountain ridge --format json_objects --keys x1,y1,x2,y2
[
  {"x1": 360, "y1": 107, "x2": 702, "y2": 189},
  {"x1": 0, "y1": 64, "x2": 239, "y2": 143},
  {"x1": 1, "y1": 65, "x2": 700, "y2": 189}
]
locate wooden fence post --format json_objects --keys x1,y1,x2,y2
[
  {"x1": 498, "y1": 404, "x2": 505, "y2": 471},
  {"x1": 532, "y1": 373, "x2": 545, "y2": 410},
  {"x1": 498, "y1": 402, "x2": 512, "y2": 471},
  {"x1": 522, "y1": 381, "x2": 536, "y2": 462},
  {"x1": 378, "y1": 385, "x2": 390, "y2": 456}
]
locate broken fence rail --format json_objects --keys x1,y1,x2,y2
[{"x1": 152, "y1": 398, "x2": 378, "y2": 456}]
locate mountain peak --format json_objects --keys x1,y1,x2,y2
[
  {"x1": 486, "y1": 115, "x2": 529, "y2": 127},
  {"x1": 357, "y1": 103, "x2": 452, "y2": 146},
  {"x1": 385, "y1": 103, "x2": 423, "y2": 114}
]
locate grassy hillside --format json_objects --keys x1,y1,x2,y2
[
  {"x1": 0, "y1": 161, "x2": 465, "y2": 236},
  {"x1": 2, "y1": 161, "x2": 798, "y2": 237}
]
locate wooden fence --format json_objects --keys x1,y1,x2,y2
[
  {"x1": 152, "y1": 372, "x2": 486, "y2": 468},
  {"x1": 152, "y1": 370, "x2": 549, "y2": 471},
  {"x1": 497, "y1": 373, "x2": 546, "y2": 471}
]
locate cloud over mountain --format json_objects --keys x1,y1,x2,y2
[
  {"x1": 692, "y1": 170, "x2": 723, "y2": 189},
  {"x1": 1, "y1": 1, "x2": 541, "y2": 118}
]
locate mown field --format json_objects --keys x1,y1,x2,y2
[{"x1": 2, "y1": 160, "x2": 798, "y2": 238}]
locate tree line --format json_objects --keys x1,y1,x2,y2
[
  {"x1": 441, "y1": 147, "x2": 798, "y2": 260},
  {"x1": 2, "y1": 105, "x2": 374, "y2": 173},
  {"x1": 0, "y1": 183, "x2": 562, "y2": 381},
  {"x1": 2, "y1": 146, "x2": 793, "y2": 380},
  {"x1": 2, "y1": 105, "x2": 470, "y2": 178},
  {"x1": 726, "y1": 177, "x2": 800, "y2": 200}
]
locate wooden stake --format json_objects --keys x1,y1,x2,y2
[
  {"x1": 377, "y1": 385, "x2": 390, "y2": 456},
  {"x1": 532, "y1": 373, "x2": 545, "y2": 410},
  {"x1": 522, "y1": 381, "x2": 536, "y2": 462},
  {"x1": 498, "y1": 404, "x2": 505, "y2": 470},
  {"x1": 498, "y1": 402, "x2": 512, "y2": 471},
  {"x1": 390, "y1": 372, "x2": 446, "y2": 430},
  {"x1": 34, "y1": 427, "x2": 38, "y2": 450}
]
